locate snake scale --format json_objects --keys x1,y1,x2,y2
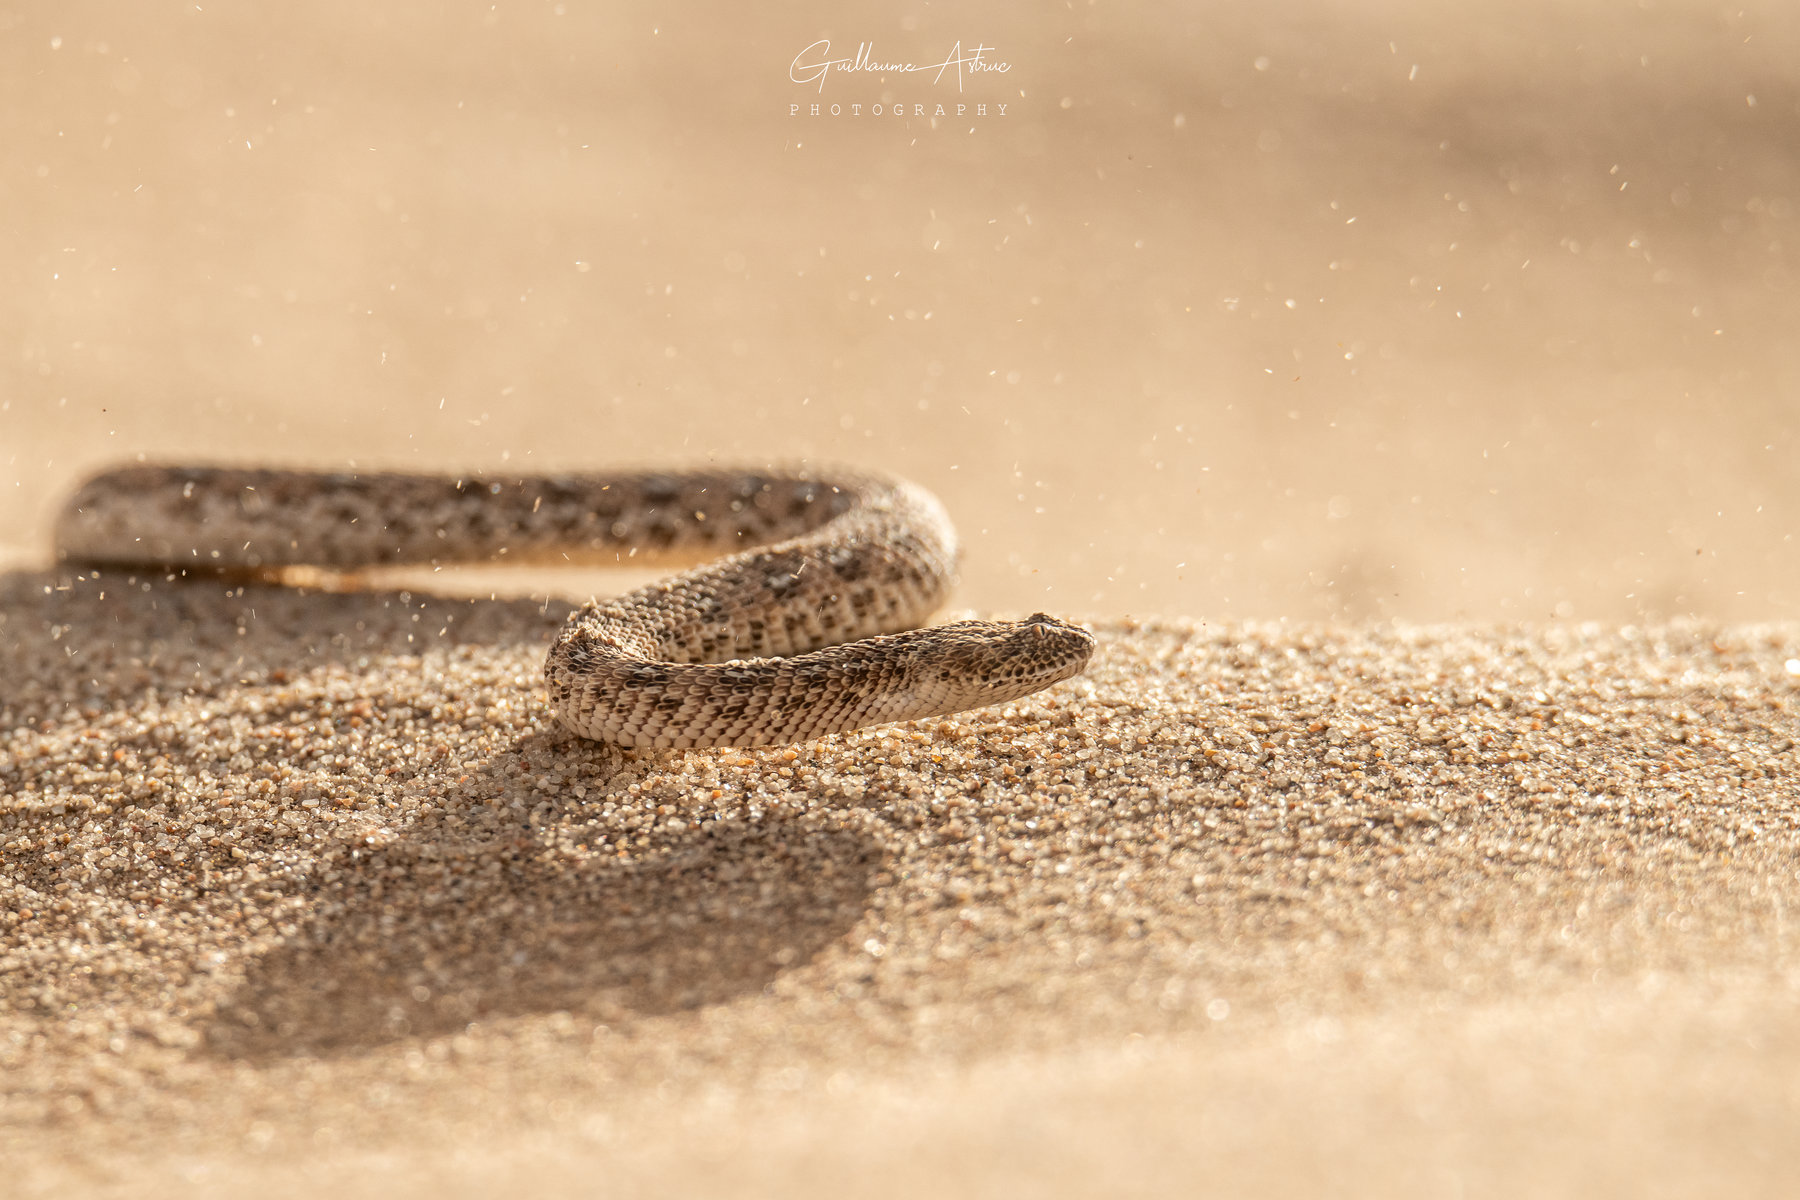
[{"x1": 55, "y1": 466, "x2": 1095, "y2": 748}]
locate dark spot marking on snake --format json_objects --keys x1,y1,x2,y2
[
  {"x1": 788, "y1": 490, "x2": 820, "y2": 521},
  {"x1": 829, "y1": 551, "x2": 870, "y2": 584},
  {"x1": 730, "y1": 475, "x2": 770, "y2": 500},
  {"x1": 764, "y1": 571, "x2": 805, "y2": 603},
  {"x1": 640, "y1": 476, "x2": 683, "y2": 506}
]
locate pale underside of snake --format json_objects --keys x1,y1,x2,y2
[{"x1": 55, "y1": 466, "x2": 1096, "y2": 749}]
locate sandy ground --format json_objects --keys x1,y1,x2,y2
[
  {"x1": 7, "y1": 575, "x2": 1800, "y2": 1196},
  {"x1": 6, "y1": 0, "x2": 1800, "y2": 1195}
]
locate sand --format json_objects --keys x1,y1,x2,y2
[
  {"x1": 7, "y1": 0, "x2": 1800, "y2": 1193},
  {"x1": 5, "y1": 568, "x2": 1800, "y2": 1195}
]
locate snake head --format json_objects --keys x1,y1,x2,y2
[
  {"x1": 1012, "y1": 612, "x2": 1097, "y2": 684},
  {"x1": 920, "y1": 613, "x2": 1096, "y2": 713}
]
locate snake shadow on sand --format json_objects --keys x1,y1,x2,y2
[
  {"x1": 203, "y1": 808, "x2": 882, "y2": 1058},
  {"x1": 0, "y1": 568, "x2": 884, "y2": 1059}
]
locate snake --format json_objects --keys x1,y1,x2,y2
[{"x1": 54, "y1": 466, "x2": 1096, "y2": 748}]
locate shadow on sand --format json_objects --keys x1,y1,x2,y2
[{"x1": 0, "y1": 567, "x2": 883, "y2": 1059}]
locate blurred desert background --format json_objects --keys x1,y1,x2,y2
[
  {"x1": 5, "y1": 0, "x2": 1798, "y2": 621},
  {"x1": 7, "y1": 1, "x2": 1800, "y2": 1197}
]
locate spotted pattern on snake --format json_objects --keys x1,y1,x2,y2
[{"x1": 55, "y1": 465, "x2": 1096, "y2": 748}]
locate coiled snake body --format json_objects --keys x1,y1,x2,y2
[{"x1": 55, "y1": 466, "x2": 1095, "y2": 748}]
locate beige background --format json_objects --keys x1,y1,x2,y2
[
  {"x1": 7, "y1": 2, "x2": 1800, "y2": 1196},
  {"x1": 6, "y1": 0, "x2": 1799, "y2": 621}
]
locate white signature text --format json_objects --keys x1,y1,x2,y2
[{"x1": 789, "y1": 40, "x2": 1011, "y2": 93}]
